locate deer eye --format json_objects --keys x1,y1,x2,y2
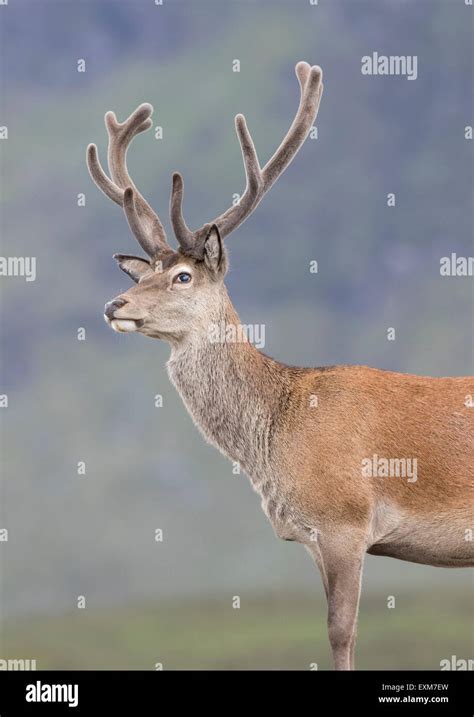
[{"x1": 175, "y1": 271, "x2": 192, "y2": 284}]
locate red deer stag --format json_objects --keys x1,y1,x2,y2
[{"x1": 87, "y1": 62, "x2": 473, "y2": 670}]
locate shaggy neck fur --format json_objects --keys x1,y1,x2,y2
[{"x1": 166, "y1": 296, "x2": 293, "y2": 484}]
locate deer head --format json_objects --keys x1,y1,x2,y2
[{"x1": 87, "y1": 62, "x2": 323, "y2": 343}]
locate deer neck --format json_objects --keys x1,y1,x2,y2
[{"x1": 166, "y1": 298, "x2": 285, "y2": 481}]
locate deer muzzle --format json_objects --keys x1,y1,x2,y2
[{"x1": 104, "y1": 298, "x2": 144, "y2": 333}]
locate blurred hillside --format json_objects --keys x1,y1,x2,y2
[{"x1": 0, "y1": 0, "x2": 472, "y2": 635}]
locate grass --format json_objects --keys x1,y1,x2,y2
[{"x1": 1, "y1": 590, "x2": 472, "y2": 670}]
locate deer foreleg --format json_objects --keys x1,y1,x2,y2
[{"x1": 308, "y1": 530, "x2": 366, "y2": 670}]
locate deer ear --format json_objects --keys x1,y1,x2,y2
[
  {"x1": 113, "y1": 254, "x2": 152, "y2": 283},
  {"x1": 203, "y1": 225, "x2": 226, "y2": 274}
]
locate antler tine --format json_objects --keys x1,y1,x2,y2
[
  {"x1": 170, "y1": 172, "x2": 195, "y2": 254},
  {"x1": 214, "y1": 114, "x2": 263, "y2": 238},
  {"x1": 170, "y1": 114, "x2": 263, "y2": 253},
  {"x1": 104, "y1": 104, "x2": 153, "y2": 187},
  {"x1": 123, "y1": 187, "x2": 159, "y2": 259},
  {"x1": 87, "y1": 102, "x2": 170, "y2": 258},
  {"x1": 170, "y1": 62, "x2": 323, "y2": 253},
  {"x1": 262, "y1": 62, "x2": 323, "y2": 193},
  {"x1": 87, "y1": 143, "x2": 123, "y2": 206}
]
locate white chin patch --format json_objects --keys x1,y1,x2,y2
[{"x1": 111, "y1": 319, "x2": 139, "y2": 333}]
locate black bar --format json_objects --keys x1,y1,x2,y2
[{"x1": 0, "y1": 670, "x2": 471, "y2": 715}]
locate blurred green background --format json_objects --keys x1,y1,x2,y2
[
  {"x1": 0, "y1": 0, "x2": 472, "y2": 669},
  {"x1": 2, "y1": 591, "x2": 473, "y2": 670}
]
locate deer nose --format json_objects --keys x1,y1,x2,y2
[{"x1": 104, "y1": 298, "x2": 128, "y2": 320}]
